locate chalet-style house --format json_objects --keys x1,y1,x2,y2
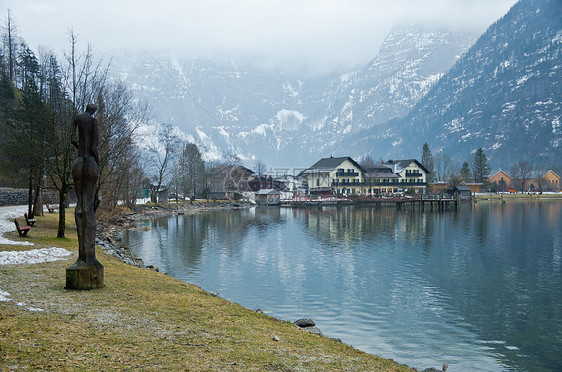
[
  {"x1": 302, "y1": 156, "x2": 365, "y2": 196},
  {"x1": 383, "y1": 159, "x2": 430, "y2": 194},
  {"x1": 301, "y1": 156, "x2": 430, "y2": 196}
]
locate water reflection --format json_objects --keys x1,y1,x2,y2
[{"x1": 123, "y1": 201, "x2": 562, "y2": 371}]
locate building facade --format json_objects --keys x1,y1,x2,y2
[
  {"x1": 302, "y1": 156, "x2": 365, "y2": 196},
  {"x1": 302, "y1": 156, "x2": 430, "y2": 196},
  {"x1": 543, "y1": 170, "x2": 560, "y2": 191},
  {"x1": 382, "y1": 159, "x2": 430, "y2": 194},
  {"x1": 488, "y1": 170, "x2": 512, "y2": 191}
]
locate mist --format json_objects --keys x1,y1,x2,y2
[{"x1": 4, "y1": 0, "x2": 517, "y2": 73}]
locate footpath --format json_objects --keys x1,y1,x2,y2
[{"x1": 0, "y1": 204, "x2": 415, "y2": 371}]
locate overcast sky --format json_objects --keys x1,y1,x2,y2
[{"x1": 3, "y1": 0, "x2": 517, "y2": 73}]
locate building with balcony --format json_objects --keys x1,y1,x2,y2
[
  {"x1": 301, "y1": 156, "x2": 431, "y2": 196},
  {"x1": 302, "y1": 156, "x2": 365, "y2": 196},
  {"x1": 362, "y1": 164, "x2": 401, "y2": 194},
  {"x1": 384, "y1": 159, "x2": 430, "y2": 193}
]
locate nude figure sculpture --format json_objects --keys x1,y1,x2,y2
[{"x1": 66, "y1": 104, "x2": 104, "y2": 289}]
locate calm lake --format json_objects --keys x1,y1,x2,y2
[{"x1": 123, "y1": 201, "x2": 562, "y2": 371}]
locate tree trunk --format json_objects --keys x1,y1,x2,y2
[
  {"x1": 33, "y1": 166, "x2": 44, "y2": 217},
  {"x1": 57, "y1": 188, "x2": 67, "y2": 238},
  {"x1": 28, "y1": 170, "x2": 34, "y2": 217},
  {"x1": 33, "y1": 183, "x2": 43, "y2": 217}
]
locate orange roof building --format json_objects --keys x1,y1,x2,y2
[
  {"x1": 489, "y1": 170, "x2": 512, "y2": 186},
  {"x1": 543, "y1": 170, "x2": 560, "y2": 191}
]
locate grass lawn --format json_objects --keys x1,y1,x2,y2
[{"x1": 0, "y1": 209, "x2": 413, "y2": 371}]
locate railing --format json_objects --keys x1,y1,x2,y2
[
  {"x1": 405, "y1": 172, "x2": 422, "y2": 177},
  {"x1": 336, "y1": 171, "x2": 359, "y2": 177},
  {"x1": 333, "y1": 180, "x2": 428, "y2": 186},
  {"x1": 333, "y1": 180, "x2": 363, "y2": 186}
]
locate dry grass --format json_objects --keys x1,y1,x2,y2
[{"x1": 1, "y1": 210, "x2": 414, "y2": 371}]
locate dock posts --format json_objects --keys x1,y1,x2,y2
[{"x1": 455, "y1": 193, "x2": 459, "y2": 211}]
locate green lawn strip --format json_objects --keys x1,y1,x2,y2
[{"x1": 1, "y1": 209, "x2": 413, "y2": 371}]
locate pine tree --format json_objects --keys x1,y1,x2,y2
[
  {"x1": 472, "y1": 148, "x2": 491, "y2": 183},
  {"x1": 459, "y1": 161, "x2": 472, "y2": 182},
  {"x1": 421, "y1": 142, "x2": 435, "y2": 181}
]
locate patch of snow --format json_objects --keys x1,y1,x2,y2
[
  {"x1": 516, "y1": 75, "x2": 529, "y2": 86},
  {"x1": 553, "y1": 30, "x2": 562, "y2": 44},
  {"x1": 535, "y1": 99, "x2": 554, "y2": 106},
  {"x1": 254, "y1": 123, "x2": 273, "y2": 136},
  {"x1": 311, "y1": 116, "x2": 327, "y2": 131},
  {"x1": 0, "y1": 247, "x2": 72, "y2": 265},
  {"x1": 446, "y1": 118, "x2": 463, "y2": 133},
  {"x1": 552, "y1": 117, "x2": 560, "y2": 134},
  {"x1": 0, "y1": 290, "x2": 11, "y2": 302},
  {"x1": 276, "y1": 109, "x2": 304, "y2": 124},
  {"x1": 0, "y1": 206, "x2": 34, "y2": 246},
  {"x1": 282, "y1": 83, "x2": 299, "y2": 97},
  {"x1": 502, "y1": 102, "x2": 516, "y2": 112},
  {"x1": 26, "y1": 307, "x2": 45, "y2": 312},
  {"x1": 217, "y1": 126, "x2": 231, "y2": 138}
]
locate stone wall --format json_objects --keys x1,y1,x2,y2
[{"x1": 0, "y1": 188, "x2": 59, "y2": 207}]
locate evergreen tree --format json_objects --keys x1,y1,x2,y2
[
  {"x1": 179, "y1": 142, "x2": 205, "y2": 199},
  {"x1": 459, "y1": 161, "x2": 472, "y2": 182},
  {"x1": 472, "y1": 148, "x2": 491, "y2": 183},
  {"x1": 421, "y1": 142, "x2": 435, "y2": 181}
]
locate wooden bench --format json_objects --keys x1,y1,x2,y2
[
  {"x1": 24, "y1": 212, "x2": 36, "y2": 226},
  {"x1": 14, "y1": 218, "x2": 31, "y2": 237}
]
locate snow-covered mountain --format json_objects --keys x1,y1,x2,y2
[
  {"x1": 354, "y1": 0, "x2": 562, "y2": 167},
  {"x1": 112, "y1": 25, "x2": 477, "y2": 168}
]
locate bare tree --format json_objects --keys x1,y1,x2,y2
[
  {"x1": 45, "y1": 32, "x2": 108, "y2": 237},
  {"x1": 446, "y1": 164, "x2": 462, "y2": 189},
  {"x1": 255, "y1": 159, "x2": 266, "y2": 177},
  {"x1": 534, "y1": 166, "x2": 546, "y2": 193},
  {"x1": 149, "y1": 123, "x2": 180, "y2": 202},
  {"x1": 2, "y1": 10, "x2": 20, "y2": 83},
  {"x1": 95, "y1": 81, "x2": 148, "y2": 210},
  {"x1": 359, "y1": 155, "x2": 376, "y2": 169},
  {"x1": 435, "y1": 152, "x2": 452, "y2": 182},
  {"x1": 511, "y1": 161, "x2": 533, "y2": 193}
]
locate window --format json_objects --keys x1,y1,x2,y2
[{"x1": 316, "y1": 179, "x2": 319, "y2": 187}]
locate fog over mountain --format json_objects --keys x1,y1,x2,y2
[
  {"x1": 9, "y1": 0, "x2": 557, "y2": 170},
  {"x1": 7, "y1": 0, "x2": 516, "y2": 74},
  {"x1": 112, "y1": 24, "x2": 478, "y2": 168}
]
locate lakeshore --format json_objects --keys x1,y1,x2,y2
[
  {"x1": 0, "y1": 204, "x2": 414, "y2": 371},
  {"x1": 122, "y1": 200, "x2": 562, "y2": 371}
]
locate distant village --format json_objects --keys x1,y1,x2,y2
[{"x1": 160, "y1": 155, "x2": 561, "y2": 204}]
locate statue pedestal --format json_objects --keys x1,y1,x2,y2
[{"x1": 66, "y1": 259, "x2": 104, "y2": 290}]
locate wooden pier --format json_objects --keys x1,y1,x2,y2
[{"x1": 280, "y1": 195, "x2": 459, "y2": 211}]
